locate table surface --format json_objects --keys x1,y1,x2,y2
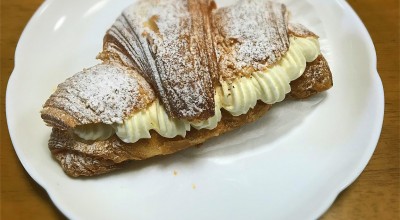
[{"x1": 1, "y1": 0, "x2": 399, "y2": 219}]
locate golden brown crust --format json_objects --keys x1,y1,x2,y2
[
  {"x1": 288, "y1": 23, "x2": 319, "y2": 38},
  {"x1": 46, "y1": 54, "x2": 333, "y2": 177},
  {"x1": 289, "y1": 55, "x2": 333, "y2": 99},
  {"x1": 51, "y1": 150, "x2": 125, "y2": 177},
  {"x1": 41, "y1": 0, "x2": 334, "y2": 177},
  {"x1": 214, "y1": 1, "x2": 290, "y2": 80},
  {"x1": 49, "y1": 102, "x2": 271, "y2": 177},
  {"x1": 41, "y1": 63, "x2": 155, "y2": 130},
  {"x1": 102, "y1": 0, "x2": 218, "y2": 121},
  {"x1": 41, "y1": 107, "x2": 81, "y2": 130}
]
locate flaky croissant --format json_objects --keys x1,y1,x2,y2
[{"x1": 41, "y1": 0, "x2": 332, "y2": 177}]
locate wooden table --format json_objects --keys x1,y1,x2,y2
[{"x1": 1, "y1": 0, "x2": 398, "y2": 219}]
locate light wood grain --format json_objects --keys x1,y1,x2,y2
[{"x1": 1, "y1": 0, "x2": 399, "y2": 219}]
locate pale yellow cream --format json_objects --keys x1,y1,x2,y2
[
  {"x1": 113, "y1": 99, "x2": 190, "y2": 143},
  {"x1": 74, "y1": 123, "x2": 114, "y2": 141},
  {"x1": 221, "y1": 37, "x2": 319, "y2": 116},
  {"x1": 75, "y1": 36, "x2": 320, "y2": 143}
]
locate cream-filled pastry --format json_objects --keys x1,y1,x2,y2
[
  {"x1": 41, "y1": 0, "x2": 332, "y2": 177},
  {"x1": 74, "y1": 36, "x2": 320, "y2": 142}
]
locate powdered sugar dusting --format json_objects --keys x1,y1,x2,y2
[
  {"x1": 45, "y1": 63, "x2": 155, "y2": 125},
  {"x1": 55, "y1": 151, "x2": 119, "y2": 177},
  {"x1": 299, "y1": 56, "x2": 331, "y2": 90},
  {"x1": 288, "y1": 23, "x2": 318, "y2": 38},
  {"x1": 214, "y1": 0, "x2": 290, "y2": 79},
  {"x1": 102, "y1": 0, "x2": 217, "y2": 120}
]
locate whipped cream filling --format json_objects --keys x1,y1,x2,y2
[
  {"x1": 74, "y1": 123, "x2": 115, "y2": 141},
  {"x1": 113, "y1": 99, "x2": 190, "y2": 143},
  {"x1": 74, "y1": 36, "x2": 320, "y2": 143},
  {"x1": 221, "y1": 37, "x2": 319, "y2": 116}
]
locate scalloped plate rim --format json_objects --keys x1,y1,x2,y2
[{"x1": 6, "y1": 0, "x2": 384, "y2": 219}]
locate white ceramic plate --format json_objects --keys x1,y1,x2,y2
[{"x1": 6, "y1": 0, "x2": 384, "y2": 219}]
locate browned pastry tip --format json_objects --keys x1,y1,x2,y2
[
  {"x1": 41, "y1": 63, "x2": 156, "y2": 130},
  {"x1": 288, "y1": 23, "x2": 319, "y2": 38},
  {"x1": 41, "y1": 107, "x2": 82, "y2": 130},
  {"x1": 289, "y1": 55, "x2": 333, "y2": 99},
  {"x1": 52, "y1": 150, "x2": 124, "y2": 177}
]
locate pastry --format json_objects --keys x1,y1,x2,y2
[{"x1": 41, "y1": 0, "x2": 333, "y2": 177}]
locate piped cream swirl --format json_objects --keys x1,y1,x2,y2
[
  {"x1": 113, "y1": 99, "x2": 190, "y2": 143},
  {"x1": 75, "y1": 36, "x2": 320, "y2": 143},
  {"x1": 220, "y1": 37, "x2": 319, "y2": 116}
]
